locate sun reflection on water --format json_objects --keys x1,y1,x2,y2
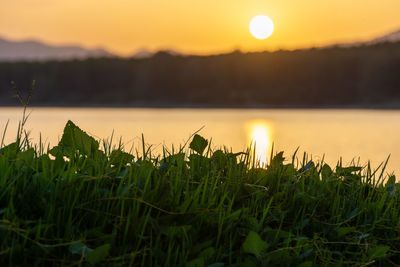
[{"x1": 248, "y1": 122, "x2": 272, "y2": 167}]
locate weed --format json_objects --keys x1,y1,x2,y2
[{"x1": 0, "y1": 119, "x2": 399, "y2": 266}]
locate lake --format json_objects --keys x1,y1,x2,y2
[{"x1": 1, "y1": 107, "x2": 399, "y2": 175}]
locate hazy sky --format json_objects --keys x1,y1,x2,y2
[{"x1": 1, "y1": 0, "x2": 400, "y2": 55}]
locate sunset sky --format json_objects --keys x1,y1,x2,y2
[{"x1": 1, "y1": 0, "x2": 400, "y2": 56}]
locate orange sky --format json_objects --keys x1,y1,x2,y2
[{"x1": 1, "y1": 0, "x2": 400, "y2": 56}]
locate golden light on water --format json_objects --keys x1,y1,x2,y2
[{"x1": 248, "y1": 122, "x2": 272, "y2": 167}]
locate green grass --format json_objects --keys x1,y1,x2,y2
[{"x1": 1, "y1": 118, "x2": 400, "y2": 266}]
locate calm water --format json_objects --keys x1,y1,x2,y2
[{"x1": 1, "y1": 107, "x2": 400, "y2": 174}]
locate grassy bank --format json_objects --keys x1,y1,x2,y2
[{"x1": 0, "y1": 120, "x2": 399, "y2": 266}]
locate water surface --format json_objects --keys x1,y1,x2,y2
[{"x1": 1, "y1": 108, "x2": 399, "y2": 174}]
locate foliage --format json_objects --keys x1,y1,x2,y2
[
  {"x1": 1, "y1": 43, "x2": 400, "y2": 107},
  {"x1": 0, "y1": 120, "x2": 400, "y2": 266}
]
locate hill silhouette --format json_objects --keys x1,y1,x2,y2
[
  {"x1": 0, "y1": 37, "x2": 114, "y2": 61},
  {"x1": 2, "y1": 27, "x2": 400, "y2": 62},
  {"x1": 369, "y1": 29, "x2": 400, "y2": 44}
]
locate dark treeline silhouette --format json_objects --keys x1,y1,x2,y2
[{"x1": 1, "y1": 42, "x2": 400, "y2": 108}]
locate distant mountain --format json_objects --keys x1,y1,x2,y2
[
  {"x1": 368, "y1": 29, "x2": 400, "y2": 44},
  {"x1": 331, "y1": 28, "x2": 400, "y2": 48},
  {"x1": 0, "y1": 37, "x2": 114, "y2": 61},
  {"x1": 2, "y1": 27, "x2": 399, "y2": 62},
  {"x1": 131, "y1": 49, "x2": 183, "y2": 59},
  {"x1": 132, "y1": 49, "x2": 153, "y2": 59}
]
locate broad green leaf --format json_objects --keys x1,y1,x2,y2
[
  {"x1": 386, "y1": 175, "x2": 396, "y2": 186},
  {"x1": 211, "y1": 150, "x2": 226, "y2": 165},
  {"x1": 159, "y1": 153, "x2": 185, "y2": 171},
  {"x1": 264, "y1": 227, "x2": 292, "y2": 240},
  {"x1": 199, "y1": 247, "x2": 216, "y2": 259},
  {"x1": 347, "y1": 208, "x2": 359, "y2": 219},
  {"x1": 86, "y1": 244, "x2": 111, "y2": 264},
  {"x1": 240, "y1": 258, "x2": 257, "y2": 267},
  {"x1": 226, "y1": 209, "x2": 242, "y2": 221},
  {"x1": 298, "y1": 248, "x2": 314, "y2": 259},
  {"x1": 189, "y1": 154, "x2": 208, "y2": 164},
  {"x1": 207, "y1": 263, "x2": 224, "y2": 267},
  {"x1": 242, "y1": 231, "x2": 268, "y2": 257},
  {"x1": 336, "y1": 166, "x2": 362, "y2": 175},
  {"x1": 321, "y1": 164, "x2": 333, "y2": 180},
  {"x1": 295, "y1": 218, "x2": 310, "y2": 230},
  {"x1": 187, "y1": 257, "x2": 205, "y2": 267},
  {"x1": 190, "y1": 134, "x2": 208, "y2": 155},
  {"x1": 50, "y1": 120, "x2": 99, "y2": 156},
  {"x1": 0, "y1": 142, "x2": 19, "y2": 158},
  {"x1": 163, "y1": 153, "x2": 185, "y2": 163},
  {"x1": 368, "y1": 245, "x2": 390, "y2": 259},
  {"x1": 16, "y1": 147, "x2": 34, "y2": 160},
  {"x1": 109, "y1": 149, "x2": 134, "y2": 165},
  {"x1": 247, "y1": 217, "x2": 259, "y2": 232},
  {"x1": 297, "y1": 261, "x2": 313, "y2": 267},
  {"x1": 335, "y1": 227, "x2": 356, "y2": 237},
  {"x1": 267, "y1": 248, "x2": 291, "y2": 264},
  {"x1": 16, "y1": 148, "x2": 35, "y2": 168},
  {"x1": 69, "y1": 242, "x2": 93, "y2": 256},
  {"x1": 270, "y1": 152, "x2": 285, "y2": 166},
  {"x1": 358, "y1": 233, "x2": 369, "y2": 240},
  {"x1": 191, "y1": 240, "x2": 213, "y2": 256}
]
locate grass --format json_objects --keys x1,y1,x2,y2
[{"x1": 1, "y1": 114, "x2": 400, "y2": 266}]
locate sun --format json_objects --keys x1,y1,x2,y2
[{"x1": 249, "y1": 15, "x2": 274, "y2": 40}]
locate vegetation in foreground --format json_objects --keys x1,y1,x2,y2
[{"x1": 0, "y1": 119, "x2": 399, "y2": 266}]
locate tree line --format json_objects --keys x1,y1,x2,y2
[{"x1": 1, "y1": 42, "x2": 400, "y2": 108}]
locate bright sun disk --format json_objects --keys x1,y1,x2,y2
[{"x1": 249, "y1": 15, "x2": 274, "y2": 40}]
